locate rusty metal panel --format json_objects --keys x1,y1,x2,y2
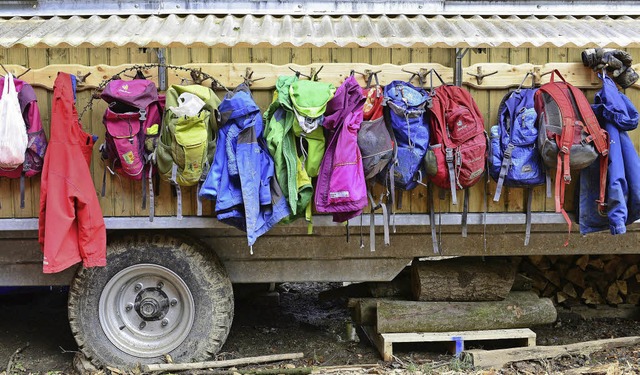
[{"x1": 1, "y1": 14, "x2": 640, "y2": 49}]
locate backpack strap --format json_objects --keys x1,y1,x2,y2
[
  {"x1": 148, "y1": 164, "x2": 155, "y2": 222},
  {"x1": 567, "y1": 84, "x2": 610, "y2": 212},
  {"x1": 462, "y1": 188, "x2": 469, "y2": 237},
  {"x1": 19, "y1": 173, "x2": 25, "y2": 209},
  {"x1": 493, "y1": 143, "x2": 515, "y2": 202},
  {"x1": 539, "y1": 82, "x2": 575, "y2": 246},
  {"x1": 428, "y1": 182, "x2": 439, "y2": 254},
  {"x1": 525, "y1": 188, "x2": 533, "y2": 246},
  {"x1": 196, "y1": 182, "x2": 203, "y2": 216},
  {"x1": 445, "y1": 148, "x2": 458, "y2": 205},
  {"x1": 170, "y1": 163, "x2": 183, "y2": 220}
]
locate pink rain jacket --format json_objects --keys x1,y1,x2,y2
[
  {"x1": 314, "y1": 75, "x2": 367, "y2": 222},
  {"x1": 38, "y1": 72, "x2": 106, "y2": 273}
]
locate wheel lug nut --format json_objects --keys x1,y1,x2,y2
[
  {"x1": 139, "y1": 321, "x2": 146, "y2": 329},
  {"x1": 161, "y1": 318, "x2": 169, "y2": 327},
  {"x1": 125, "y1": 303, "x2": 134, "y2": 312},
  {"x1": 157, "y1": 281, "x2": 164, "y2": 289},
  {"x1": 134, "y1": 283, "x2": 143, "y2": 292},
  {"x1": 170, "y1": 298, "x2": 178, "y2": 307}
]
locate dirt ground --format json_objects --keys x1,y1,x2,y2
[{"x1": 1, "y1": 283, "x2": 640, "y2": 374}]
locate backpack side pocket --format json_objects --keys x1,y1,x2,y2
[{"x1": 174, "y1": 111, "x2": 209, "y2": 186}]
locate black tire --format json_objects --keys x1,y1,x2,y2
[{"x1": 68, "y1": 233, "x2": 234, "y2": 369}]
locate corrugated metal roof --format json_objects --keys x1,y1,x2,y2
[
  {"x1": 1, "y1": 14, "x2": 640, "y2": 49},
  {"x1": 5, "y1": 0, "x2": 640, "y2": 17}
]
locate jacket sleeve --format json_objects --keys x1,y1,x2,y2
[
  {"x1": 76, "y1": 187, "x2": 107, "y2": 268},
  {"x1": 37, "y1": 168, "x2": 48, "y2": 250}
]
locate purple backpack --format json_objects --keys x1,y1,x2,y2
[
  {"x1": 0, "y1": 77, "x2": 47, "y2": 208},
  {"x1": 314, "y1": 75, "x2": 367, "y2": 222},
  {"x1": 100, "y1": 77, "x2": 163, "y2": 213}
]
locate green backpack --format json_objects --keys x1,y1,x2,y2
[{"x1": 156, "y1": 84, "x2": 220, "y2": 219}]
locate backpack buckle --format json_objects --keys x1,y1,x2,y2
[
  {"x1": 445, "y1": 148, "x2": 454, "y2": 162},
  {"x1": 139, "y1": 109, "x2": 147, "y2": 121},
  {"x1": 504, "y1": 143, "x2": 515, "y2": 158}
]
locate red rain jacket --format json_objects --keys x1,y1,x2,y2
[{"x1": 38, "y1": 72, "x2": 106, "y2": 273}]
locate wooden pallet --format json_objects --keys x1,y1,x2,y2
[{"x1": 361, "y1": 326, "x2": 536, "y2": 361}]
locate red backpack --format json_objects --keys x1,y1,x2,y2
[
  {"x1": 424, "y1": 74, "x2": 487, "y2": 253},
  {"x1": 534, "y1": 70, "x2": 609, "y2": 244}
]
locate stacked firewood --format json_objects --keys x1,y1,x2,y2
[{"x1": 520, "y1": 255, "x2": 640, "y2": 306}]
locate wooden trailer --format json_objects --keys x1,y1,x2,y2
[{"x1": 0, "y1": 0, "x2": 639, "y2": 369}]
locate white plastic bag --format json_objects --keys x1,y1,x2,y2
[
  {"x1": 169, "y1": 92, "x2": 205, "y2": 117},
  {"x1": 0, "y1": 73, "x2": 28, "y2": 170}
]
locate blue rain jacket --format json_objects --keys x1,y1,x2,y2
[
  {"x1": 579, "y1": 74, "x2": 640, "y2": 235},
  {"x1": 200, "y1": 85, "x2": 290, "y2": 246}
]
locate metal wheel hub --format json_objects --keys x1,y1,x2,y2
[
  {"x1": 99, "y1": 264, "x2": 195, "y2": 357},
  {"x1": 135, "y1": 288, "x2": 169, "y2": 320}
]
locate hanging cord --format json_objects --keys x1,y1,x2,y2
[{"x1": 78, "y1": 63, "x2": 230, "y2": 120}]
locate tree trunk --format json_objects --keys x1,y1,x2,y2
[
  {"x1": 376, "y1": 291, "x2": 556, "y2": 333},
  {"x1": 411, "y1": 257, "x2": 516, "y2": 301}
]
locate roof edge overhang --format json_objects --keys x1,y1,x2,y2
[{"x1": 4, "y1": 0, "x2": 640, "y2": 17}]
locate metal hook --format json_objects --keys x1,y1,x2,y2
[
  {"x1": 365, "y1": 69, "x2": 381, "y2": 88},
  {"x1": 241, "y1": 67, "x2": 265, "y2": 87},
  {"x1": 288, "y1": 67, "x2": 311, "y2": 79},
  {"x1": 466, "y1": 66, "x2": 498, "y2": 85},
  {"x1": 516, "y1": 72, "x2": 535, "y2": 92},
  {"x1": 311, "y1": 65, "x2": 324, "y2": 81},
  {"x1": 16, "y1": 68, "x2": 31, "y2": 79},
  {"x1": 402, "y1": 68, "x2": 425, "y2": 86},
  {"x1": 189, "y1": 68, "x2": 210, "y2": 85},
  {"x1": 75, "y1": 72, "x2": 92, "y2": 86}
]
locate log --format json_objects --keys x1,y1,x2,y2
[
  {"x1": 565, "y1": 267, "x2": 586, "y2": 289},
  {"x1": 142, "y1": 353, "x2": 304, "y2": 372},
  {"x1": 606, "y1": 283, "x2": 623, "y2": 305},
  {"x1": 411, "y1": 258, "x2": 516, "y2": 301},
  {"x1": 318, "y1": 283, "x2": 370, "y2": 302},
  {"x1": 576, "y1": 255, "x2": 590, "y2": 271},
  {"x1": 463, "y1": 336, "x2": 640, "y2": 369},
  {"x1": 582, "y1": 287, "x2": 605, "y2": 305},
  {"x1": 588, "y1": 258, "x2": 605, "y2": 270},
  {"x1": 562, "y1": 283, "x2": 578, "y2": 299},
  {"x1": 353, "y1": 298, "x2": 384, "y2": 326},
  {"x1": 368, "y1": 269, "x2": 411, "y2": 298},
  {"x1": 511, "y1": 273, "x2": 533, "y2": 291},
  {"x1": 376, "y1": 291, "x2": 556, "y2": 334}
]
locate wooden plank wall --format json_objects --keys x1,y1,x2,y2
[{"x1": 0, "y1": 46, "x2": 638, "y2": 219}]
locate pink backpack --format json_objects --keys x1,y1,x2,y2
[
  {"x1": 314, "y1": 75, "x2": 367, "y2": 222},
  {"x1": 99, "y1": 77, "x2": 164, "y2": 216},
  {"x1": 0, "y1": 75, "x2": 47, "y2": 208}
]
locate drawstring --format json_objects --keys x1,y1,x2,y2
[{"x1": 299, "y1": 136, "x2": 309, "y2": 167}]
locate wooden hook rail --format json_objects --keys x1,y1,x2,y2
[{"x1": 0, "y1": 62, "x2": 637, "y2": 92}]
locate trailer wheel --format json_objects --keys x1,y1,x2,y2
[{"x1": 68, "y1": 234, "x2": 234, "y2": 369}]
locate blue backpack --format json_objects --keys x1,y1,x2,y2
[
  {"x1": 383, "y1": 80, "x2": 431, "y2": 191},
  {"x1": 489, "y1": 88, "x2": 546, "y2": 245}
]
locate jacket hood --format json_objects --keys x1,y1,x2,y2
[{"x1": 324, "y1": 75, "x2": 365, "y2": 131}]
